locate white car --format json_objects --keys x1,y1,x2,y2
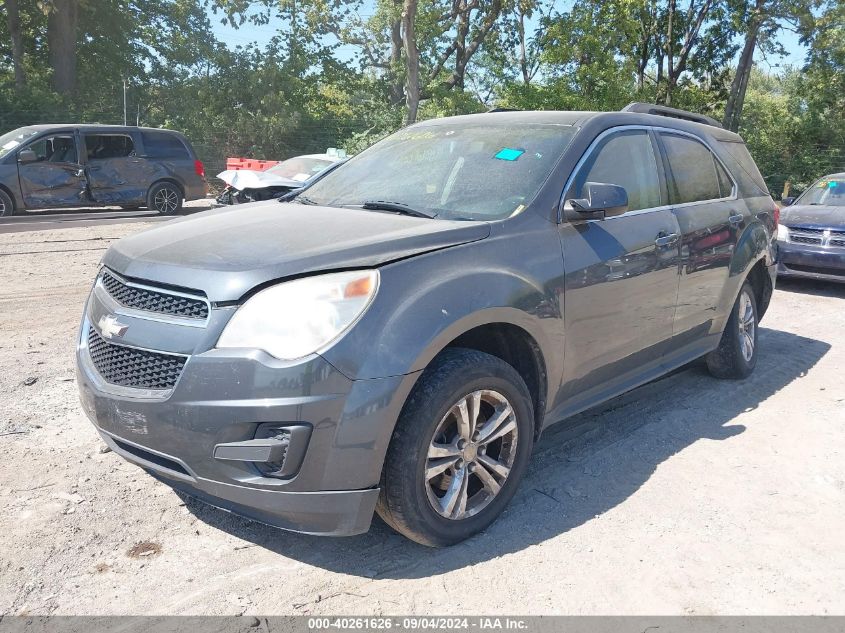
[{"x1": 216, "y1": 151, "x2": 346, "y2": 204}]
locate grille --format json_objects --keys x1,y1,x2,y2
[
  {"x1": 786, "y1": 264, "x2": 845, "y2": 277},
  {"x1": 87, "y1": 328, "x2": 187, "y2": 390},
  {"x1": 101, "y1": 270, "x2": 209, "y2": 320},
  {"x1": 786, "y1": 225, "x2": 825, "y2": 234},
  {"x1": 831, "y1": 239, "x2": 845, "y2": 248},
  {"x1": 791, "y1": 235, "x2": 822, "y2": 245}
]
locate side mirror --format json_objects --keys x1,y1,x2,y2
[
  {"x1": 781, "y1": 196, "x2": 795, "y2": 207},
  {"x1": 564, "y1": 182, "x2": 629, "y2": 222},
  {"x1": 18, "y1": 149, "x2": 37, "y2": 164}
]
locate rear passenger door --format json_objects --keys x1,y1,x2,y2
[
  {"x1": 656, "y1": 131, "x2": 741, "y2": 348},
  {"x1": 558, "y1": 128, "x2": 682, "y2": 403},
  {"x1": 84, "y1": 131, "x2": 151, "y2": 205}
]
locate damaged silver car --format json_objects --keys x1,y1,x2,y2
[{"x1": 0, "y1": 124, "x2": 207, "y2": 216}]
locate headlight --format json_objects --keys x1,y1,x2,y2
[
  {"x1": 777, "y1": 224, "x2": 789, "y2": 241},
  {"x1": 217, "y1": 270, "x2": 379, "y2": 360}
]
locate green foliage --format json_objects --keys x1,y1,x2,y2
[{"x1": 0, "y1": 0, "x2": 842, "y2": 193}]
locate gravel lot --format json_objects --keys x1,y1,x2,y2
[{"x1": 1, "y1": 219, "x2": 843, "y2": 616}]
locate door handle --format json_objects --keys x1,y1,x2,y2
[
  {"x1": 728, "y1": 213, "x2": 744, "y2": 226},
  {"x1": 655, "y1": 232, "x2": 680, "y2": 247}
]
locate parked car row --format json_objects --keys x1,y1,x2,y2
[{"x1": 4, "y1": 107, "x2": 835, "y2": 547}]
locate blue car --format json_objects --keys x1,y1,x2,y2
[{"x1": 777, "y1": 173, "x2": 845, "y2": 283}]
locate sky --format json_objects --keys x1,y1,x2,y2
[{"x1": 207, "y1": 1, "x2": 809, "y2": 74}]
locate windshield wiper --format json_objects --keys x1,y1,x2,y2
[
  {"x1": 361, "y1": 200, "x2": 437, "y2": 219},
  {"x1": 290, "y1": 194, "x2": 318, "y2": 205}
]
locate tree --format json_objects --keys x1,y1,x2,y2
[
  {"x1": 4, "y1": 0, "x2": 27, "y2": 88},
  {"x1": 723, "y1": 0, "x2": 816, "y2": 131},
  {"x1": 402, "y1": 0, "x2": 421, "y2": 123},
  {"x1": 45, "y1": 0, "x2": 80, "y2": 95}
]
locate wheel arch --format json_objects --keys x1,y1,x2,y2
[
  {"x1": 403, "y1": 313, "x2": 550, "y2": 439},
  {"x1": 714, "y1": 221, "x2": 774, "y2": 331},
  {"x1": 148, "y1": 177, "x2": 185, "y2": 199},
  {"x1": 440, "y1": 323, "x2": 548, "y2": 439},
  {"x1": 0, "y1": 182, "x2": 19, "y2": 213}
]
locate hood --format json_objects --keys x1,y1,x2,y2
[
  {"x1": 217, "y1": 169, "x2": 302, "y2": 191},
  {"x1": 103, "y1": 201, "x2": 491, "y2": 302},
  {"x1": 781, "y1": 204, "x2": 845, "y2": 230}
]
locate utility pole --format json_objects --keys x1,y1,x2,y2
[{"x1": 123, "y1": 78, "x2": 127, "y2": 126}]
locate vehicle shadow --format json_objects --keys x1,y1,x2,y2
[
  {"x1": 181, "y1": 327, "x2": 829, "y2": 579},
  {"x1": 775, "y1": 277, "x2": 845, "y2": 299}
]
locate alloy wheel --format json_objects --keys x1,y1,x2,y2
[
  {"x1": 425, "y1": 389, "x2": 518, "y2": 520},
  {"x1": 737, "y1": 289, "x2": 756, "y2": 362},
  {"x1": 154, "y1": 188, "x2": 179, "y2": 214}
]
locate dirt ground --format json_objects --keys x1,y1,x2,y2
[{"x1": 1, "y1": 219, "x2": 843, "y2": 616}]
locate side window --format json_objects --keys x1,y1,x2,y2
[
  {"x1": 85, "y1": 134, "x2": 135, "y2": 160},
  {"x1": 25, "y1": 134, "x2": 78, "y2": 164},
  {"x1": 660, "y1": 133, "x2": 723, "y2": 204},
  {"x1": 715, "y1": 159, "x2": 734, "y2": 198},
  {"x1": 141, "y1": 132, "x2": 190, "y2": 159},
  {"x1": 573, "y1": 130, "x2": 661, "y2": 212}
]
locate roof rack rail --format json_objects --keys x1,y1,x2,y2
[
  {"x1": 487, "y1": 107, "x2": 521, "y2": 113},
  {"x1": 622, "y1": 102, "x2": 722, "y2": 128}
]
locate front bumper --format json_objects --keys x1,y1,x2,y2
[
  {"x1": 777, "y1": 240, "x2": 845, "y2": 283},
  {"x1": 76, "y1": 277, "x2": 420, "y2": 536}
]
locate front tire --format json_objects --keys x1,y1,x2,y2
[
  {"x1": 706, "y1": 281, "x2": 758, "y2": 379},
  {"x1": 147, "y1": 182, "x2": 183, "y2": 215},
  {"x1": 377, "y1": 348, "x2": 534, "y2": 547},
  {"x1": 0, "y1": 190, "x2": 15, "y2": 217}
]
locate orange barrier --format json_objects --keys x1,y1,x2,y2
[{"x1": 225, "y1": 158, "x2": 280, "y2": 171}]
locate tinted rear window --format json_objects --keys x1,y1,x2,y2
[
  {"x1": 660, "y1": 133, "x2": 722, "y2": 204},
  {"x1": 142, "y1": 132, "x2": 190, "y2": 159}
]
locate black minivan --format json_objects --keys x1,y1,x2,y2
[{"x1": 0, "y1": 124, "x2": 206, "y2": 216}]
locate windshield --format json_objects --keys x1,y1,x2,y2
[
  {"x1": 302, "y1": 122, "x2": 577, "y2": 221},
  {"x1": 794, "y1": 177, "x2": 845, "y2": 207},
  {"x1": 268, "y1": 156, "x2": 334, "y2": 181},
  {"x1": 0, "y1": 127, "x2": 39, "y2": 160}
]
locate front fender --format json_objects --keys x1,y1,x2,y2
[{"x1": 320, "y1": 217, "x2": 565, "y2": 392}]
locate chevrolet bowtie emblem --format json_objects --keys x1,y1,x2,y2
[{"x1": 98, "y1": 314, "x2": 129, "y2": 339}]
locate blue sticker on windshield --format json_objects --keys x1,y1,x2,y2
[
  {"x1": 830, "y1": 181, "x2": 839, "y2": 188},
  {"x1": 495, "y1": 148, "x2": 524, "y2": 161}
]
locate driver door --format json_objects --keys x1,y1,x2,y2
[
  {"x1": 557, "y1": 128, "x2": 682, "y2": 407},
  {"x1": 17, "y1": 130, "x2": 88, "y2": 209}
]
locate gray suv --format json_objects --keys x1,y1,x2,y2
[
  {"x1": 0, "y1": 124, "x2": 206, "y2": 216},
  {"x1": 76, "y1": 104, "x2": 777, "y2": 546}
]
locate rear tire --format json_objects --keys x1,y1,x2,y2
[
  {"x1": 706, "y1": 281, "x2": 758, "y2": 379},
  {"x1": 377, "y1": 348, "x2": 534, "y2": 547},
  {"x1": 147, "y1": 182, "x2": 183, "y2": 215},
  {"x1": 0, "y1": 190, "x2": 15, "y2": 217}
]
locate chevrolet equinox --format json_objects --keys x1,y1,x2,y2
[{"x1": 76, "y1": 104, "x2": 777, "y2": 546}]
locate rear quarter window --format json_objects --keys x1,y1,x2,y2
[
  {"x1": 141, "y1": 132, "x2": 191, "y2": 160},
  {"x1": 718, "y1": 140, "x2": 768, "y2": 194}
]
